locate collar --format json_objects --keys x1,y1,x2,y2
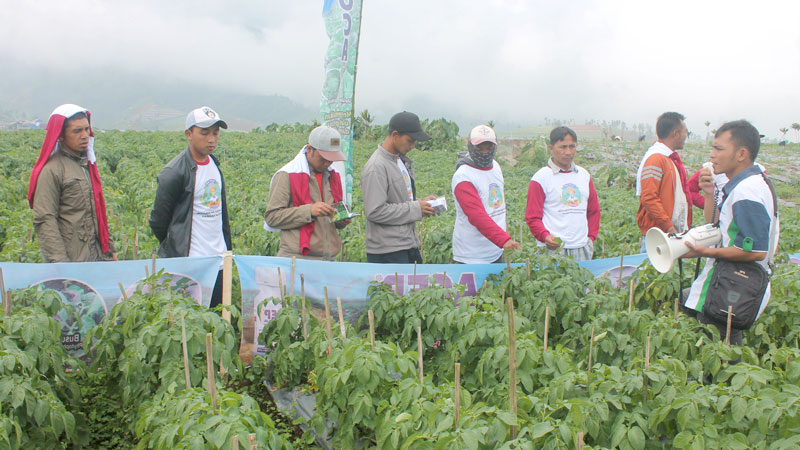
[
  {"x1": 547, "y1": 157, "x2": 577, "y2": 174},
  {"x1": 58, "y1": 144, "x2": 88, "y2": 164},
  {"x1": 378, "y1": 144, "x2": 398, "y2": 160},
  {"x1": 721, "y1": 164, "x2": 762, "y2": 200}
]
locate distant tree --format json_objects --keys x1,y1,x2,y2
[
  {"x1": 780, "y1": 127, "x2": 789, "y2": 142},
  {"x1": 487, "y1": 120, "x2": 496, "y2": 129},
  {"x1": 354, "y1": 109, "x2": 374, "y2": 140},
  {"x1": 704, "y1": 121, "x2": 711, "y2": 143},
  {"x1": 793, "y1": 123, "x2": 800, "y2": 142}
]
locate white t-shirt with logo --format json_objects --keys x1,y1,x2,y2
[
  {"x1": 530, "y1": 165, "x2": 592, "y2": 249},
  {"x1": 396, "y1": 158, "x2": 414, "y2": 201},
  {"x1": 189, "y1": 158, "x2": 227, "y2": 259},
  {"x1": 451, "y1": 162, "x2": 507, "y2": 263}
]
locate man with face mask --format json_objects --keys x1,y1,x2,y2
[
  {"x1": 451, "y1": 125, "x2": 520, "y2": 263},
  {"x1": 526, "y1": 126, "x2": 600, "y2": 261}
]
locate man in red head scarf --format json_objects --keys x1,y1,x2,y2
[{"x1": 28, "y1": 104, "x2": 115, "y2": 262}]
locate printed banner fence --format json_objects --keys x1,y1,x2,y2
[
  {"x1": 0, "y1": 256, "x2": 221, "y2": 359},
  {"x1": 235, "y1": 254, "x2": 650, "y2": 356},
  {"x1": 320, "y1": 0, "x2": 364, "y2": 204}
]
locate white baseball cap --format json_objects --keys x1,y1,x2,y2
[
  {"x1": 469, "y1": 125, "x2": 497, "y2": 146},
  {"x1": 308, "y1": 126, "x2": 346, "y2": 161},
  {"x1": 185, "y1": 106, "x2": 228, "y2": 130}
]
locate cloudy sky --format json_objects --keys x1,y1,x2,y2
[{"x1": 2, "y1": 0, "x2": 799, "y2": 138}]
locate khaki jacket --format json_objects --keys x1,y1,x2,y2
[
  {"x1": 32, "y1": 149, "x2": 114, "y2": 262},
  {"x1": 264, "y1": 170, "x2": 344, "y2": 261}
]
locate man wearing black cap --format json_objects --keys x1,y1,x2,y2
[
  {"x1": 361, "y1": 111, "x2": 436, "y2": 263},
  {"x1": 149, "y1": 106, "x2": 232, "y2": 308}
]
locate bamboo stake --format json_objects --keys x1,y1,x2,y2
[
  {"x1": 301, "y1": 275, "x2": 308, "y2": 340},
  {"x1": 221, "y1": 251, "x2": 233, "y2": 324},
  {"x1": 118, "y1": 282, "x2": 128, "y2": 300},
  {"x1": 395, "y1": 272, "x2": 400, "y2": 295},
  {"x1": 336, "y1": 297, "x2": 347, "y2": 339},
  {"x1": 507, "y1": 296, "x2": 518, "y2": 439},
  {"x1": 454, "y1": 362, "x2": 461, "y2": 430},
  {"x1": 417, "y1": 326, "x2": 424, "y2": 383},
  {"x1": 205, "y1": 333, "x2": 217, "y2": 411},
  {"x1": 442, "y1": 271, "x2": 447, "y2": 288},
  {"x1": 151, "y1": 251, "x2": 157, "y2": 277},
  {"x1": 133, "y1": 229, "x2": 139, "y2": 260},
  {"x1": 289, "y1": 256, "x2": 296, "y2": 296},
  {"x1": 412, "y1": 262, "x2": 417, "y2": 292},
  {"x1": 726, "y1": 306, "x2": 733, "y2": 345},
  {"x1": 368, "y1": 310, "x2": 376, "y2": 351},
  {"x1": 643, "y1": 335, "x2": 651, "y2": 404},
  {"x1": 247, "y1": 433, "x2": 256, "y2": 450},
  {"x1": 526, "y1": 258, "x2": 531, "y2": 280},
  {"x1": 181, "y1": 313, "x2": 191, "y2": 389},
  {"x1": 588, "y1": 326, "x2": 595, "y2": 374},
  {"x1": 3, "y1": 289, "x2": 10, "y2": 316},
  {"x1": 0, "y1": 268, "x2": 6, "y2": 314},
  {"x1": 576, "y1": 431, "x2": 585, "y2": 450},
  {"x1": 144, "y1": 265, "x2": 150, "y2": 279},
  {"x1": 232, "y1": 435, "x2": 238, "y2": 449},
  {"x1": 277, "y1": 268, "x2": 284, "y2": 304},
  {"x1": 618, "y1": 254, "x2": 624, "y2": 289},
  {"x1": 543, "y1": 306, "x2": 550, "y2": 352},
  {"x1": 324, "y1": 287, "x2": 332, "y2": 353},
  {"x1": 628, "y1": 278, "x2": 635, "y2": 313}
]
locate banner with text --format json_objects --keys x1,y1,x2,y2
[
  {"x1": 234, "y1": 254, "x2": 650, "y2": 356},
  {"x1": 320, "y1": 0, "x2": 364, "y2": 204},
  {"x1": 0, "y1": 257, "x2": 221, "y2": 359}
]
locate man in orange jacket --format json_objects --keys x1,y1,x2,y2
[{"x1": 635, "y1": 112, "x2": 690, "y2": 253}]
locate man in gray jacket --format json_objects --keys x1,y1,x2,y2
[{"x1": 361, "y1": 111, "x2": 436, "y2": 263}]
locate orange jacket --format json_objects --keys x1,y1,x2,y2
[{"x1": 637, "y1": 153, "x2": 690, "y2": 234}]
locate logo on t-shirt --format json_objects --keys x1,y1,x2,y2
[
  {"x1": 202, "y1": 180, "x2": 221, "y2": 208},
  {"x1": 487, "y1": 183, "x2": 504, "y2": 208},
  {"x1": 561, "y1": 183, "x2": 581, "y2": 206}
]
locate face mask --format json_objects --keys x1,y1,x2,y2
[{"x1": 468, "y1": 142, "x2": 496, "y2": 169}]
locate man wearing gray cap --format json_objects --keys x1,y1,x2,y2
[
  {"x1": 149, "y1": 106, "x2": 232, "y2": 307},
  {"x1": 361, "y1": 111, "x2": 437, "y2": 263},
  {"x1": 265, "y1": 126, "x2": 351, "y2": 260}
]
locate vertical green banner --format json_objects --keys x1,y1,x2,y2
[{"x1": 321, "y1": 0, "x2": 363, "y2": 204}]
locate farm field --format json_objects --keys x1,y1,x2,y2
[{"x1": 1, "y1": 125, "x2": 800, "y2": 449}]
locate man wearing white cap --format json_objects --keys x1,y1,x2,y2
[
  {"x1": 526, "y1": 126, "x2": 600, "y2": 261},
  {"x1": 149, "y1": 106, "x2": 232, "y2": 307},
  {"x1": 29, "y1": 104, "x2": 115, "y2": 262},
  {"x1": 451, "y1": 125, "x2": 519, "y2": 263},
  {"x1": 265, "y1": 126, "x2": 351, "y2": 260}
]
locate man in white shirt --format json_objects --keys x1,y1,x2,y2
[{"x1": 150, "y1": 107, "x2": 232, "y2": 308}]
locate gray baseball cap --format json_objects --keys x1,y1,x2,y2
[
  {"x1": 185, "y1": 106, "x2": 228, "y2": 130},
  {"x1": 308, "y1": 126, "x2": 346, "y2": 161}
]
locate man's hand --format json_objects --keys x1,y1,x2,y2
[
  {"x1": 698, "y1": 167, "x2": 716, "y2": 197},
  {"x1": 311, "y1": 202, "x2": 335, "y2": 218},
  {"x1": 419, "y1": 196, "x2": 435, "y2": 217},
  {"x1": 335, "y1": 218, "x2": 352, "y2": 227},
  {"x1": 682, "y1": 241, "x2": 709, "y2": 259},
  {"x1": 503, "y1": 239, "x2": 521, "y2": 250},
  {"x1": 544, "y1": 234, "x2": 561, "y2": 251}
]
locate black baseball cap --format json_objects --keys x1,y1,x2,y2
[{"x1": 389, "y1": 111, "x2": 431, "y2": 141}]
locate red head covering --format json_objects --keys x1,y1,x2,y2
[{"x1": 27, "y1": 104, "x2": 111, "y2": 254}]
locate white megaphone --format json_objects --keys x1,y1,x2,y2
[{"x1": 645, "y1": 224, "x2": 722, "y2": 273}]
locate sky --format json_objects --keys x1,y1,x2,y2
[{"x1": 2, "y1": 0, "x2": 799, "y2": 139}]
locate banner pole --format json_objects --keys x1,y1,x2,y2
[{"x1": 222, "y1": 251, "x2": 233, "y2": 323}]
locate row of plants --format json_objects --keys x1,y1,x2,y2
[{"x1": 259, "y1": 250, "x2": 800, "y2": 449}]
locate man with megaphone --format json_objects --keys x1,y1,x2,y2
[{"x1": 677, "y1": 120, "x2": 779, "y2": 345}]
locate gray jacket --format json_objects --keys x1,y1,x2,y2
[
  {"x1": 149, "y1": 147, "x2": 232, "y2": 258},
  {"x1": 361, "y1": 145, "x2": 422, "y2": 254}
]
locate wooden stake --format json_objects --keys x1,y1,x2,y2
[
  {"x1": 395, "y1": 271, "x2": 400, "y2": 295},
  {"x1": 725, "y1": 306, "x2": 733, "y2": 345},
  {"x1": 277, "y1": 268, "x2": 284, "y2": 304},
  {"x1": 181, "y1": 313, "x2": 191, "y2": 389},
  {"x1": 543, "y1": 306, "x2": 550, "y2": 352},
  {"x1": 618, "y1": 254, "x2": 624, "y2": 289},
  {"x1": 526, "y1": 258, "x2": 531, "y2": 280},
  {"x1": 507, "y1": 297, "x2": 518, "y2": 439},
  {"x1": 133, "y1": 229, "x2": 139, "y2": 260},
  {"x1": 412, "y1": 262, "x2": 417, "y2": 292},
  {"x1": 247, "y1": 433, "x2": 256, "y2": 450},
  {"x1": 588, "y1": 326, "x2": 595, "y2": 373},
  {"x1": 454, "y1": 362, "x2": 461, "y2": 430},
  {"x1": 289, "y1": 256, "x2": 296, "y2": 296},
  {"x1": 205, "y1": 333, "x2": 217, "y2": 411},
  {"x1": 301, "y1": 274, "x2": 308, "y2": 340},
  {"x1": 323, "y1": 287, "x2": 332, "y2": 353},
  {"x1": 0, "y1": 268, "x2": 6, "y2": 314},
  {"x1": 336, "y1": 297, "x2": 346, "y2": 339},
  {"x1": 118, "y1": 282, "x2": 128, "y2": 300},
  {"x1": 628, "y1": 278, "x2": 635, "y2": 313},
  {"x1": 674, "y1": 297, "x2": 679, "y2": 320},
  {"x1": 368, "y1": 310, "x2": 376, "y2": 351},
  {"x1": 417, "y1": 326, "x2": 424, "y2": 383},
  {"x1": 442, "y1": 271, "x2": 447, "y2": 288},
  {"x1": 577, "y1": 431, "x2": 585, "y2": 450},
  {"x1": 144, "y1": 265, "x2": 150, "y2": 279},
  {"x1": 643, "y1": 334, "x2": 651, "y2": 404},
  {"x1": 232, "y1": 435, "x2": 238, "y2": 449},
  {"x1": 151, "y1": 251, "x2": 157, "y2": 277},
  {"x1": 222, "y1": 251, "x2": 233, "y2": 323}
]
